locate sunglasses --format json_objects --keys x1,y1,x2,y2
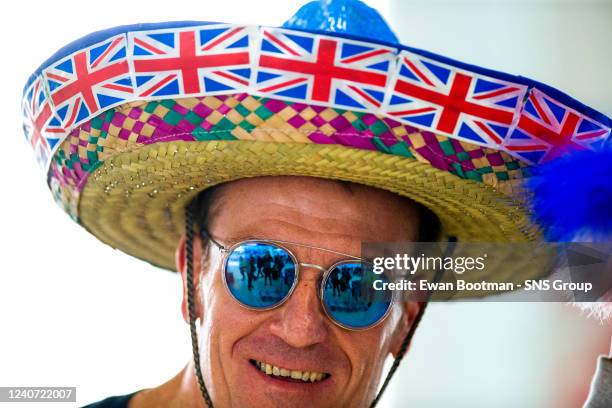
[{"x1": 202, "y1": 233, "x2": 396, "y2": 330}]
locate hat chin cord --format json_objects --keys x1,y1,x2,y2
[
  {"x1": 185, "y1": 202, "x2": 214, "y2": 408},
  {"x1": 185, "y1": 203, "x2": 456, "y2": 408}
]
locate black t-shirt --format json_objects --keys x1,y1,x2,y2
[{"x1": 81, "y1": 392, "x2": 138, "y2": 408}]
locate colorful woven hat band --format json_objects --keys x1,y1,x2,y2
[
  {"x1": 49, "y1": 94, "x2": 532, "y2": 222},
  {"x1": 23, "y1": 22, "x2": 611, "y2": 176}
]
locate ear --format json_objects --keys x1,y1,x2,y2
[
  {"x1": 389, "y1": 301, "x2": 422, "y2": 358},
  {"x1": 176, "y1": 234, "x2": 206, "y2": 325}
]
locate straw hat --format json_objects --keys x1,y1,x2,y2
[{"x1": 22, "y1": 0, "x2": 611, "y2": 292}]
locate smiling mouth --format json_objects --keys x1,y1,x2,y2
[{"x1": 249, "y1": 359, "x2": 330, "y2": 383}]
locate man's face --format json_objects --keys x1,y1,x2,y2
[{"x1": 179, "y1": 176, "x2": 422, "y2": 408}]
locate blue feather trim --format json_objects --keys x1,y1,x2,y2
[{"x1": 527, "y1": 145, "x2": 612, "y2": 241}]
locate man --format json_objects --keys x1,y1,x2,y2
[
  {"x1": 82, "y1": 176, "x2": 433, "y2": 408},
  {"x1": 21, "y1": 0, "x2": 610, "y2": 407},
  {"x1": 132, "y1": 176, "x2": 425, "y2": 407}
]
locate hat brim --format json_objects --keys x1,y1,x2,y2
[
  {"x1": 42, "y1": 94, "x2": 551, "y2": 298},
  {"x1": 74, "y1": 138, "x2": 548, "y2": 297}
]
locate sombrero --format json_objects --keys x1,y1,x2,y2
[{"x1": 21, "y1": 0, "x2": 611, "y2": 291}]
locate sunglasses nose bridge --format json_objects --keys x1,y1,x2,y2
[
  {"x1": 298, "y1": 262, "x2": 327, "y2": 273},
  {"x1": 297, "y1": 263, "x2": 329, "y2": 300}
]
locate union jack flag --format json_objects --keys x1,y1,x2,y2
[
  {"x1": 386, "y1": 51, "x2": 528, "y2": 148},
  {"x1": 504, "y1": 88, "x2": 611, "y2": 164},
  {"x1": 254, "y1": 27, "x2": 395, "y2": 111},
  {"x1": 43, "y1": 34, "x2": 133, "y2": 129},
  {"x1": 129, "y1": 24, "x2": 253, "y2": 98},
  {"x1": 22, "y1": 76, "x2": 64, "y2": 168}
]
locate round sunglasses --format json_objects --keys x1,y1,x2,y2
[{"x1": 203, "y1": 233, "x2": 396, "y2": 330}]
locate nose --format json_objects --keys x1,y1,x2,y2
[{"x1": 269, "y1": 269, "x2": 328, "y2": 348}]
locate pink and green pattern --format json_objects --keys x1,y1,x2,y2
[{"x1": 48, "y1": 93, "x2": 531, "y2": 220}]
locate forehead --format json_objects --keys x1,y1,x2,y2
[{"x1": 207, "y1": 176, "x2": 420, "y2": 249}]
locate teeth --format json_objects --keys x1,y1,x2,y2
[{"x1": 253, "y1": 360, "x2": 327, "y2": 383}]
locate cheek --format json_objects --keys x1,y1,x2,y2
[
  {"x1": 199, "y1": 251, "x2": 238, "y2": 330},
  {"x1": 198, "y1": 263, "x2": 265, "y2": 357},
  {"x1": 336, "y1": 305, "x2": 402, "y2": 376},
  {"x1": 196, "y1": 264, "x2": 268, "y2": 397}
]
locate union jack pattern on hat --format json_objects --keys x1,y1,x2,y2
[
  {"x1": 22, "y1": 76, "x2": 64, "y2": 167},
  {"x1": 253, "y1": 27, "x2": 395, "y2": 111},
  {"x1": 23, "y1": 23, "x2": 611, "y2": 172},
  {"x1": 43, "y1": 35, "x2": 133, "y2": 129},
  {"x1": 386, "y1": 50, "x2": 528, "y2": 148},
  {"x1": 129, "y1": 24, "x2": 254, "y2": 98},
  {"x1": 505, "y1": 88, "x2": 610, "y2": 163}
]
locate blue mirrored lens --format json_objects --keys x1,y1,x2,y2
[
  {"x1": 224, "y1": 242, "x2": 296, "y2": 309},
  {"x1": 322, "y1": 262, "x2": 393, "y2": 329}
]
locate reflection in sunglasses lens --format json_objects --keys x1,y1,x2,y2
[
  {"x1": 322, "y1": 262, "x2": 393, "y2": 329},
  {"x1": 225, "y1": 242, "x2": 296, "y2": 309}
]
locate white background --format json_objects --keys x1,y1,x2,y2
[{"x1": 0, "y1": 1, "x2": 611, "y2": 407}]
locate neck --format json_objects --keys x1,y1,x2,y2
[{"x1": 129, "y1": 363, "x2": 207, "y2": 408}]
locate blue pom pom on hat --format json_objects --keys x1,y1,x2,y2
[{"x1": 527, "y1": 143, "x2": 612, "y2": 242}]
